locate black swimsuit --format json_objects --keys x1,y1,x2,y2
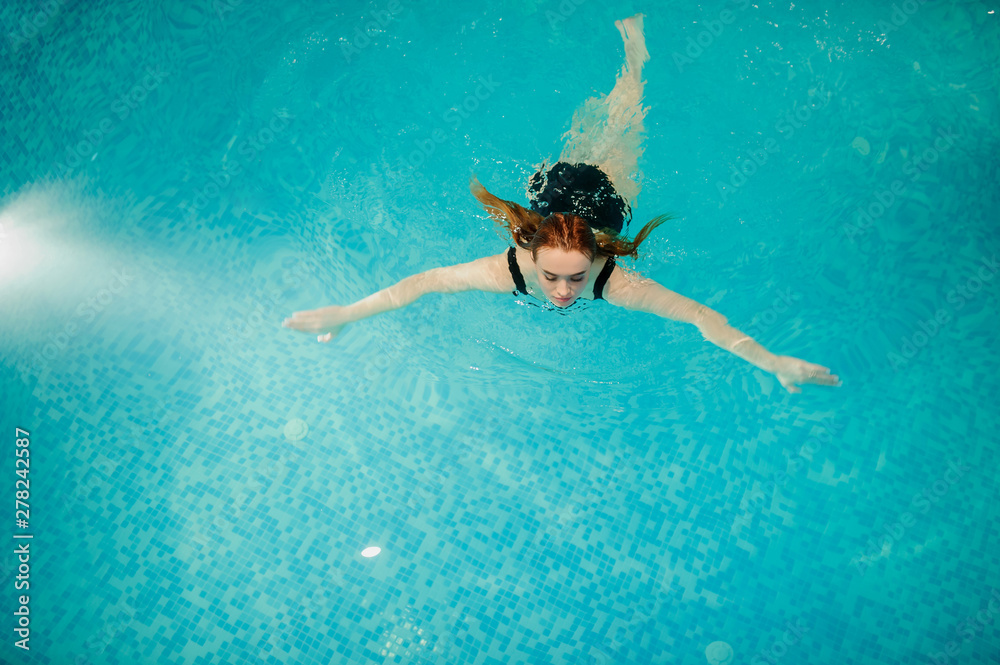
[{"x1": 507, "y1": 246, "x2": 616, "y2": 303}]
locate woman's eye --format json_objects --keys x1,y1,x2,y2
[{"x1": 572, "y1": 278, "x2": 583, "y2": 282}]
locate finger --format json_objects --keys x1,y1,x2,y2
[{"x1": 808, "y1": 374, "x2": 840, "y2": 387}]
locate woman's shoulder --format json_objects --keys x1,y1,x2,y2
[
  {"x1": 484, "y1": 249, "x2": 518, "y2": 293},
  {"x1": 600, "y1": 261, "x2": 655, "y2": 306},
  {"x1": 426, "y1": 252, "x2": 513, "y2": 295}
]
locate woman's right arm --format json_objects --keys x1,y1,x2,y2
[{"x1": 283, "y1": 252, "x2": 509, "y2": 342}]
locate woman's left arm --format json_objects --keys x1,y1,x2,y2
[{"x1": 604, "y1": 269, "x2": 840, "y2": 393}]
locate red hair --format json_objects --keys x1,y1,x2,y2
[{"x1": 470, "y1": 175, "x2": 671, "y2": 263}]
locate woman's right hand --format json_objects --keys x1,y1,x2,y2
[
  {"x1": 771, "y1": 355, "x2": 841, "y2": 393},
  {"x1": 282, "y1": 305, "x2": 353, "y2": 343}
]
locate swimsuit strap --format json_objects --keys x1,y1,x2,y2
[
  {"x1": 507, "y1": 246, "x2": 529, "y2": 295},
  {"x1": 593, "y1": 255, "x2": 616, "y2": 300}
]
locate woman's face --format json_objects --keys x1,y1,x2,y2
[{"x1": 534, "y1": 248, "x2": 592, "y2": 307}]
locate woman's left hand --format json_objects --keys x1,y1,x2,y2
[{"x1": 772, "y1": 355, "x2": 841, "y2": 393}]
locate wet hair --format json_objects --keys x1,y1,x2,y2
[{"x1": 470, "y1": 174, "x2": 671, "y2": 263}]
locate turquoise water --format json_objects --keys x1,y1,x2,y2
[{"x1": 1, "y1": 1, "x2": 998, "y2": 664}]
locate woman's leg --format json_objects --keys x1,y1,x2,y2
[{"x1": 557, "y1": 14, "x2": 650, "y2": 206}]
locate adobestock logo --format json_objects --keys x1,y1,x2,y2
[
  {"x1": 842, "y1": 127, "x2": 959, "y2": 244},
  {"x1": 720, "y1": 416, "x2": 841, "y2": 527},
  {"x1": 886, "y1": 254, "x2": 997, "y2": 371},
  {"x1": 192, "y1": 434, "x2": 304, "y2": 548},
  {"x1": 853, "y1": 459, "x2": 970, "y2": 576},
  {"x1": 545, "y1": 0, "x2": 587, "y2": 28},
  {"x1": 671, "y1": 0, "x2": 752, "y2": 73},
  {"x1": 750, "y1": 619, "x2": 809, "y2": 665},
  {"x1": 55, "y1": 66, "x2": 170, "y2": 177},
  {"x1": 877, "y1": 0, "x2": 930, "y2": 36},
  {"x1": 4, "y1": 0, "x2": 69, "y2": 53},
  {"x1": 716, "y1": 81, "x2": 833, "y2": 205},
  {"x1": 928, "y1": 588, "x2": 1000, "y2": 665},
  {"x1": 23, "y1": 268, "x2": 136, "y2": 379},
  {"x1": 340, "y1": 0, "x2": 404, "y2": 64},
  {"x1": 384, "y1": 74, "x2": 501, "y2": 188},
  {"x1": 181, "y1": 109, "x2": 294, "y2": 217},
  {"x1": 214, "y1": 0, "x2": 247, "y2": 22}
]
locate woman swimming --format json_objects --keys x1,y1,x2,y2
[{"x1": 283, "y1": 14, "x2": 840, "y2": 394}]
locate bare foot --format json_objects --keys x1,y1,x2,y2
[{"x1": 614, "y1": 13, "x2": 649, "y2": 75}]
